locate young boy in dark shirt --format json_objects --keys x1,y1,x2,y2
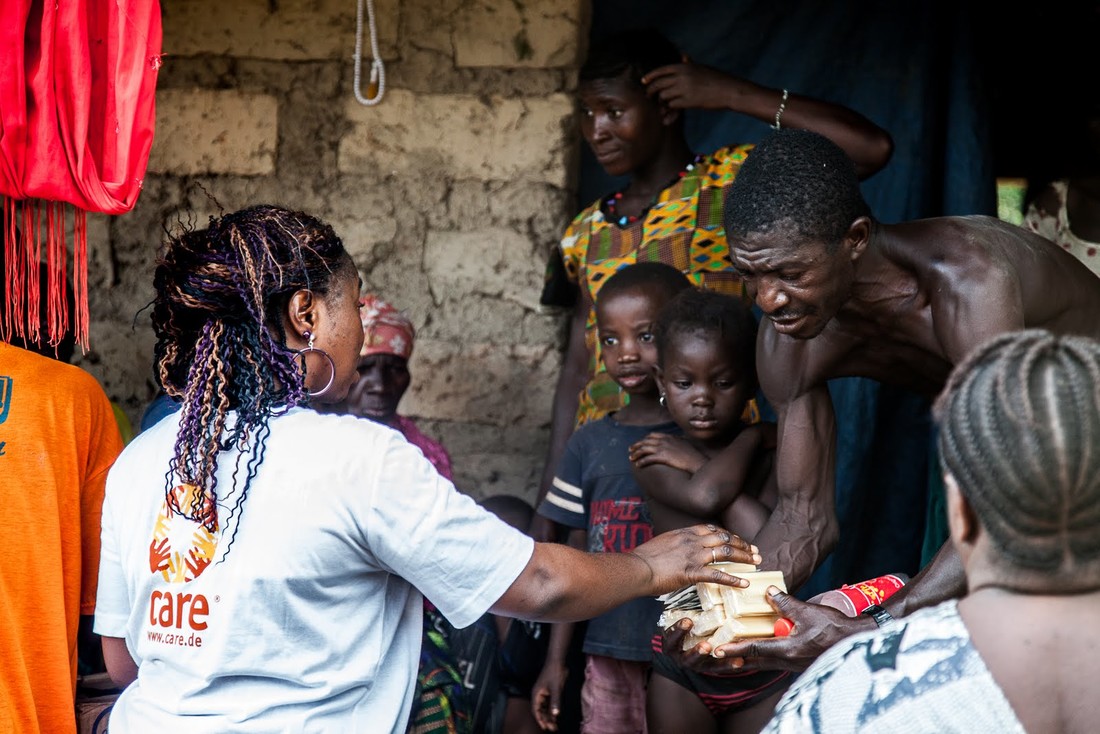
[{"x1": 534, "y1": 262, "x2": 692, "y2": 733}]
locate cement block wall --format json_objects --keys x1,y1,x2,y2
[{"x1": 75, "y1": 0, "x2": 587, "y2": 503}]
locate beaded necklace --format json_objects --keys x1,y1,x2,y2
[{"x1": 603, "y1": 153, "x2": 706, "y2": 227}]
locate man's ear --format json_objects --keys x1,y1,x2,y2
[
  {"x1": 284, "y1": 288, "x2": 317, "y2": 347},
  {"x1": 945, "y1": 472, "x2": 980, "y2": 555},
  {"x1": 844, "y1": 216, "x2": 872, "y2": 261}
]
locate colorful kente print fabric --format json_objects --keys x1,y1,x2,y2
[{"x1": 557, "y1": 144, "x2": 755, "y2": 426}]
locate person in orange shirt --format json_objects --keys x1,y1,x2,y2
[{"x1": 0, "y1": 315, "x2": 123, "y2": 730}]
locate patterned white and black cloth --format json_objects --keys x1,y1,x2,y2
[{"x1": 763, "y1": 600, "x2": 1025, "y2": 733}]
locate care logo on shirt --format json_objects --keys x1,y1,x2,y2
[
  {"x1": 145, "y1": 483, "x2": 219, "y2": 648},
  {"x1": 149, "y1": 483, "x2": 219, "y2": 583}
]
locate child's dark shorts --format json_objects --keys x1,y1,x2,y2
[{"x1": 650, "y1": 647, "x2": 792, "y2": 717}]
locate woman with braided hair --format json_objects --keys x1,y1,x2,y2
[
  {"x1": 763, "y1": 328, "x2": 1100, "y2": 733},
  {"x1": 92, "y1": 204, "x2": 761, "y2": 732}
]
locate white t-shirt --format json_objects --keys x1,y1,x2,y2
[{"x1": 95, "y1": 408, "x2": 534, "y2": 733}]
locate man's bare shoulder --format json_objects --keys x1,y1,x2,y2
[
  {"x1": 881, "y1": 215, "x2": 1100, "y2": 355},
  {"x1": 881, "y1": 217, "x2": 1040, "y2": 315},
  {"x1": 885, "y1": 216, "x2": 1009, "y2": 268},
  {"x1": 887, "y1": 215, "x2": 1061, "y2": 273},
  {"x1": 900, "y1": 215, "x2": 1100, "y2": 302}
]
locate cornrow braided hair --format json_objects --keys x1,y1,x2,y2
[
  {"x1": 934, "y1": 329, "x2": 1100, "y2": 573},
  {"x1": 152, "y1": 204, "x2": 349, "y2": 547}
]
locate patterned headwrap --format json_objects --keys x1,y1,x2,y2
[{"x1": 359, "y1": 293, "x2": 414, "y2": 359}]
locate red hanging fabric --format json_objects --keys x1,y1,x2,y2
[{"x1": 0, "y1": 0, "x2": 161, "y2": 351}]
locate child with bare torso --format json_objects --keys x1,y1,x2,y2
[
  {"x1": 630, "y1": 289, "x2": 776, "y2": 541},
  {"x1": 630, "y1": 288, "x2": 788, "y2": 734}
]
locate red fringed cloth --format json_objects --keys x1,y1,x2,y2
[{"x1": 0, "y1": 0, "x2": 161, "y2": 351}]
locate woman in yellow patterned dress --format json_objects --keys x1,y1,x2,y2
[{"x1": 536, "y1": 28, "x2": 894, "y2": 524}]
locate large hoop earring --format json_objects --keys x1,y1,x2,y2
[{"x1": 295, "y1": 330, "x2": 336, "y2": 398}]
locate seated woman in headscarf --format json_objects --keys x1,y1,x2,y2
[{"x1": 327, "y1": 293, "x2": 453, "y2": 480}]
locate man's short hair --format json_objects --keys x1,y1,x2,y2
[{"x1": 724, "y1": 129, "x2": 871, "y2": 250}]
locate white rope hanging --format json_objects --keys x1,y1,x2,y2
[{"x1": 353, "y1": 0, "x2": 385, "y2": 105}]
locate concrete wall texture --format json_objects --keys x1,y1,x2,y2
[{"x1": 76, "y1": 0, "x2": 587, "y2": 503}]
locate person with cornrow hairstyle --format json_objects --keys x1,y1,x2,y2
[
  {"x1": 763, "y1": 329, "x2": 1100, "y2": 733},
  {"x1": 93, "y1": 204, "x2": 764, "y2": 733},
  {"x1": 935, "y1": 330, "x2": 1100, "y2": 576}
]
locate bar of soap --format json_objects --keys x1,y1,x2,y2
[
  {"x1": 662, "y1": 569, "x2": 789, "y2": 654},
  {"x1": 718, "y1": 571, "x2": 787, "y2": 617},
  {"x1": 697, "y1": 562, "x2": 759, "y2": 610},
  {"x1": 707, "y1": 614, "x2": 782, "y2": 647},
  {"x1": 688, "y1": 606, "x2": 727, "y2": 637}
]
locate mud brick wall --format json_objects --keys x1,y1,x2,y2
[{"x1": 77, "y1": 0, "x2": 587, "y2": 502}]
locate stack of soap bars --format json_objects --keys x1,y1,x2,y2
[{"x1": 658, "y1": 562, "x2": 787, "y2": 651}]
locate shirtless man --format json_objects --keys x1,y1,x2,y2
[{"x1": 665, "y1": 128, "x2": 1100, "y2": 673}]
